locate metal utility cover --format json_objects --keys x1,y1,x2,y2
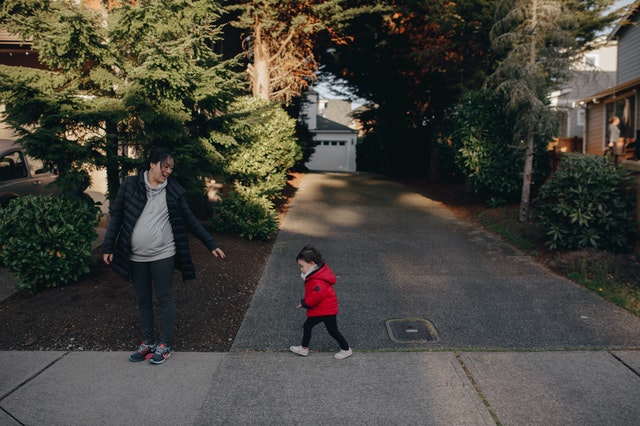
[{"x1": 385, "y1": 318, "x2": 438, "y2": 343}]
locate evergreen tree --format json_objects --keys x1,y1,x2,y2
[
  {"x1": 487, "y1": 0, "x2": 620, "y2": 221},
  {"x1": 226, "y1": 0, "x2": 383, "y2": 103},
  {"x1": 319, "y1": 0, "x2": 496, "y2": 175},
  {"x1": 0, "y1": 0, "x2": 242, "y2": 201}
]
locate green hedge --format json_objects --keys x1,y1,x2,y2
[
  {"x1": 211, "y1": 187, "x2": 279, "y2": 241},
  {"x1": 449, "y1": 89, "x2": 551, "y2": 203},
  {"x1": 535, "y1": 153, "x2": 637, "y2": 252},
  {"x1": 209, "y1": 96, "x2": 301, "y2": 240},
  {"x1": 0, "y1": 194, "x2": 102, "y2": 293}
]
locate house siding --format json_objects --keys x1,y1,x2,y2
[
  {"x1": 562, "y1": 70, "x2": 616, "y2": 138},
  {"x1": 593, "y1": 43, "x2": 618, "y2": 72},
  {"x1": 616, "y1": 16, "x2": 640, "y2": 84},
  {"x1": 551, "y1": 42, "x2": 617, "y2": 140},
  {"x1": 585, "y1": 105, "x2": 605, "y2": 155},
  {"x1": 580, "y1": 6, "x2": 640, "y2": 156}
]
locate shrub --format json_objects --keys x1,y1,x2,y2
[
  {"x1": 207, "y1": 96, "x2": 300, "y2": 240},
  {"x1": 535, "y1": 153, "x2": 637, "y2": 252},
  {"x1": 210, "y1": 187, "x2": 279, "y2": 241},
  {"x1": 449, "y1": 89, "x2": 551, "y2": 201},
  {"x1": 0, "y1": 194, "x2": 102, "y2": 293},
  {"x1": 213, "y1": 96, "x2": 302, "y2": 201}
]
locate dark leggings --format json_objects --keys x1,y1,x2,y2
[
  {"x1": 301, "y1": 315, "x2": 349, "y2": 350},
  {"x1": 130, "y1": 257, "x2": 175, "y2": 347}
]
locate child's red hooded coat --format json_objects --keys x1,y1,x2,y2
[{"x1": 301, "y1": 263, "x2": 339, "y2": 317}]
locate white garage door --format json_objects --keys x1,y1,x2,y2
[{"x1": 306, "y1": 140, "x2": 351, "y2": 171}]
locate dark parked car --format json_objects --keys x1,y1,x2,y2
[{"x1": 0, "y1": 139, "x2": 57, "y2": 207}]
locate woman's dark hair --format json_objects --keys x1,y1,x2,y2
[
  {"x1": 296, "y1": 245, "x2": 324, "y2": 266},
  {"x1": 145, "y1": 147, "x2": 173, "y2": 170}
]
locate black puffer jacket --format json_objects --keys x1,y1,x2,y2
[{"x1": 102, "y1": 172, "x2": 218, "y2": 281}]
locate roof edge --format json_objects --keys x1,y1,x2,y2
[
  {"x1": 580, "y1": 75, "x2": 640, "y2": 105},
  {"x1": 609, "y1": 1, "x2": 640, "y2": 40}
]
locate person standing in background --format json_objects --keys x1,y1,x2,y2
[{"x1": 608, "y1": 116, "x2": 621, "y2": 155}]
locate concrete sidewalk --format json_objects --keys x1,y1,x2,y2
[{"x1": 2, "y1": 172, "x2": 640, "y2": 425}]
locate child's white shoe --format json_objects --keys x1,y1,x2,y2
[
  {"x1": 335, "y1": 348, "x2": 353, "y2": 360},
  {"x1": 290, "y1": 345, "x2": 309, "y2": 356}
]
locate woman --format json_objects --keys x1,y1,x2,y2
[
  {"x1": 102, "y1": 148, "x2": 225, "y2": 365},
  {"x1": 608, "y1": 116, "x2": 621, "y2": 154}
]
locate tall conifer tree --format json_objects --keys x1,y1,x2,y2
[
  {"x1": 227, "y1": 0, "x2": 383, "y2": 103},
  {"x1": 0, "y1": 0, "x2": 242, "y2": 199},
  {"x1": 487, "y1": 0, "x2": 619, "y2": 221}
]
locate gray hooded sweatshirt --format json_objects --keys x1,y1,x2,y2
[{"x1": 129, "y1": 171, "x2": 176, "y2": 262}]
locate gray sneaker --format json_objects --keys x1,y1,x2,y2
[
  {"x1": 128, "y1": 342, "x2": 156, "y2": 362},
  {"x1": 149, "y1": 343, "x2": 171, "y2": 365}
]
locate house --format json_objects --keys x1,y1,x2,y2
[
  {"x1": 549, "y1": 41, "x2": 617, "y2": 152},
  {"x1": 0, "y1": 30, "x2": 44, "y2": 69},
  {"x1": 580, "y1": 3, "x2": 640, "y2": 157},
  {"x1": 0, "y1": 31, "x2": 43, "y2": 139},
  {"x1": 300, "y1": 90, "x2": 358, "y2": 172}
]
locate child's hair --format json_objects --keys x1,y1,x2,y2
[
  {"x1": 296, "y1": 245, "x2": 324, "y2": 266},
  {"x1": 145, "y1": 147, "x2": 174, "y2": 170}
]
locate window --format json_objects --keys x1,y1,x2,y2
[
  {"x1": 577, "y1": 109, "x2": 585, "y2": 127},
  {"x1": 0, "y1": 151, "x2": 27, "y2": 181},
  {"x1": 606, "y1": 96, "x2": 635, "y2": 141},
  {"x1": 28, "y1": 156, "x2": 47, "y2": 176},
  {"x1": 584, "y1": 54, "x2": 599, "y2": 67}
]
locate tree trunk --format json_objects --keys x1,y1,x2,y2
[
  {"x1": 519, "y1": 0, "x2": 538, "y2": 223},
  {"x1": 105, "y1": 122, "x2": 120, "y2": 201},
  {"x1": 252, "y1": 19, "x2": 270, "y2": 100},
  {"x1": 519, "y1": 130, "x2": 534, "y2": 222}
]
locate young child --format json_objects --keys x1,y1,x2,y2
[{"x1": 290, "y1": 245, "x2": 352, "y2": 360}]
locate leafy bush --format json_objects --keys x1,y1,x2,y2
[
  {"x1": 0, "y1": 194, "x2": 102, "y2": 293},
  {"x1": 449, "y1": 89, "x2": 551, "y2": 201},
  {"x1": 535, "y1": 153, "x2": 637, "y2": 252},
  {"x1": 433, "y1": 136, "x2": 466, "y2": 183},
  {"x1": 210, "y1": 187, "x2": 279, "y2": 241},
  {"x1": 208, "y1": 96, "x2": 301, "y2": 239},
  {"x1": 213, "y1": 96, "x2": 302, "y2": 200}
]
